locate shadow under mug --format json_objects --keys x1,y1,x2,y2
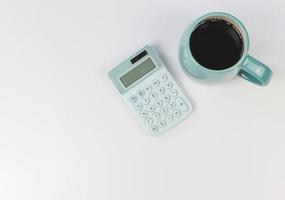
[{"x1": 179, "y1": 12, "x2": 272, "y2": 86}]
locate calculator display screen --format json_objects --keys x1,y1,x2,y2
[{"x1": 120, "y1": 58, "x2": 156, "y2": 88}]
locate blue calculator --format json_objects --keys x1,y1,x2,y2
[{"x1": 108, "y1": 46, "x2": 192, "y2": 136}]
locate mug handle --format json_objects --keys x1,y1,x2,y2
[{"x1": 238, "y1": 55, "x2": 272, "y2": 86}]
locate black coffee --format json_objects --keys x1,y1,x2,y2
[{"x1": 190, "y1": 19, "x2": 243, "y2": 70}]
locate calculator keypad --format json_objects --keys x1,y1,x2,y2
[
  {"x1": 164, "y1": 81, "x2": 173, "y2": 89},
  {"x1": 139, "y1": 110, "x2": 148, "y2": 118},
  {"x1": 152, "y1": 79, "x2": 160, "y2": 87},
  {"x1": 135, "y1": 103, "x2": 143, "y2": 110},
  {"x1": 145, "y1": 118, "x2": 153, "y2": 125},
  {"x1": 129, "y1": 95, "x2": 137, "y2": 103},
  {"x1": 144, "y1": 85, "x2": 152, "y2": 92},
  {"x1": 142, "y1": 97, "x2": 150, "y2": 105},
  {"x1": 160, "y1": 74, "x2": 168, "y2": 81},
  {"x1": 128, "y1": 72, "x2": 190, "y2": 135},
  {"x1": 138, "y1": 90, "x2": 145, "y2": 97}
]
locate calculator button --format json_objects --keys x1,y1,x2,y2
[
  {"x1": 156, "y1": 99, "x2": 163, "y2": 107},
  {"x1": 165, "y1": 115, "x2": 174, "y2": 122},
  {"x1": 158, "y1": 87, "x2": 165, "y2": 95},
  {"x1": 160, "y1": 107, "x2": 168, "y2": 115},
  {"x1": 153, "y1": 112, "x2": 161, "y2": 120},
  {"x1": 149, "y1": 92, "x2": 157, "y2": 100},
  {"x1": 150, "y1": 125, "x2": 158, "y2": 133},
  {"x1": 148, "y1": 105, "x2": 156, "y2": 112},
  {"x1": 176, "y1": 97, "x2": 188, "y2": 111},
  {"x1": 165, "y1": 81, "x2": 173, "y2": 89},
  {"x1": 163, "y1": 95, "x2": 170, "y2": 102},
  {"x1": 170, "y1": 89, "x2": 178, "y2": 96},
  {"x1": 145, "y1": 118, "x2": 153, "y2": 126},
  {"x1": 142, "y1": 97, "x2": 150, "y2": 105},
  {"x1": 160, "y1": 74, "x2": 168, "y2": 81},
  {"x1": 152, "y1": 79, "x2": 160, "y2": 87},
  {"x1": 144, "y1": 85, "x2": 152, "y2": 92},
  {"x1": 129, "y1": 95, "x2": 137, "y2": 103},
  {"x1": 158, "y1": 120, "x2": 166, "y2": 128},
  {"x1": 134, "y1": 103, "x2": 143, "y2": 110},
  {"x1": 173, "y1": 110, "x2": 181, "y2": 117},
  {"x1": 139, "y1": 110, "x2": 148, "y2": 118},
  {"x1": 167, "y1": 102, "x2": 176, "y2": 109},
  {"x1": 138, "y1": 90, "x2": 145, "y2": 97}
]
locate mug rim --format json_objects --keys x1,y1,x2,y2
[{"x1": 185, "y1": 12, "x2": 250, "y2": 73}]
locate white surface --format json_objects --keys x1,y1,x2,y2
[{"x1": 0, "y1": 0, "x2": 284, "y2": 200}]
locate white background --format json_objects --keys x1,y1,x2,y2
[{"x1": 0, "y1": 0, "x2": 284, "y2": 200}]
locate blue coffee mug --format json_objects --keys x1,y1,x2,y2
[{"x1": 179, "y1": 12, "x2": 272, "y2": 86}]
